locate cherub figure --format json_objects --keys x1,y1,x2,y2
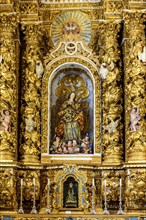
[
  {"x1": 130, "y1": 107, "x2": 141, "y2": 132},
  {"x1": 68, "y1": 140, "x2": 74, "y2": 154},
  {"x1": 81, "y1": 135, "x2": 91, "y2": 153},
  {"x1": 25, "y1": 115, "x2": 36, "y2": 132},
  {"x1": 0, "y1": 109, "x2": 11, "y2": 133}
]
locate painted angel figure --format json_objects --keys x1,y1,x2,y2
[
  {"x1": 0, "y1": 109, "x2": 11, "y2": 133},
  {"x1": 130, "y1": 107, "x2": 141, "y2": 132}
]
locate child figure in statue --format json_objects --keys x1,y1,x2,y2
[
  {"x1": 130, "y1": 107, "x2": 141, "y2": 132},
  {"x1": 56, "y1": 92, "x2": 84, "y2": 142},
  {"x1": 0, "y1": 109, "x2": 11, "y2": 133}
]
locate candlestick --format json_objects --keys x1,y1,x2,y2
[
  {"x1": 117, "y1": 178, "x2": 124, "y2": 215},
  {"x1": 21, "y1": 178, "x2": 23, "y2": 186},
  {"x1": 128, "y1": 170, "x2": 130, "y2": 189},
  {"x1": 30, "y1": 178, "x2": 38, "y2": 214},
  {"x1": 103, "y1": 179, "x2": 109, "y2": 214},
  {"x1": 18, "y1": 179, "x2": 24, "y2": 214},
  {"x1": 33, "y1": 177, "x2": 35, "y2": 186},
  {"x1": 45, "y1": 179, "x2": 51, "y2": 214},
  {"x1": 90, "y1": 178, "x2": 96, "y2": 214}
]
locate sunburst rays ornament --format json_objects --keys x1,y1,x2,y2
[{"x1": 51, "y1": 11, "x2": 91, "y2": 45}]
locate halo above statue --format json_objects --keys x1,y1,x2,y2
[{"x1": 51, "y1": 11, "x2": 91, "y2": 45}]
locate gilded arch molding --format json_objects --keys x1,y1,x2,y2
[{"x1": 41, "y1": 56, "x2": 101, "y2": 157}]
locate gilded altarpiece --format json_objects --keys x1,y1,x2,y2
[{"x1": 0, "y1": 0, "x2": 146, "y2": 218}]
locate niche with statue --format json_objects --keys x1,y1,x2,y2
[
  {"x1": 63, "y1": 176, "x2": 78, "y2": 208},
  {"x1": 49, "y1": 66, "x2": 94, "y2": 155}
]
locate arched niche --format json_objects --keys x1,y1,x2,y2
[
  {"x1": 63, "y1": 176, "x2": 78, "y2": 208},
  {"x1": 41, "y1": 57, "x2": 101, "y2": 163},
  {"x1": 49, "y1": 64, "x2": 94, "y2": 155}
]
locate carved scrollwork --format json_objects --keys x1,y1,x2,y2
[
  {"x1": 97, "y1": 21, "x2": 123, "y2": 164},
  {"x1": 125, "y1": 169, "x2": 146, "y2": 210},
  {"x1": 20, "y1": 24, "x2": 43, "y2": 163},
  {"x1": 123, "y1": 11, "x2": 146, "y2": 162},
  {"x1": 0, "y1": 14, "x2": 18, "y2": 160},
  {"x1": 0, "y1": 168, "x2": 17, "y2": 210}
]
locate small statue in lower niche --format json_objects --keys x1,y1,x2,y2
[{"x1": 65, "y1": 182, "x2": 78, "y2": 208}]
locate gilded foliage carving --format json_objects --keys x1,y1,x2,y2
[
  {"x1": 97, "y1": 21, "x2": 123, "y2": 163},
  {"x1": 123, "y1": 12, "x2": 146, "y2": 161},
  {"x1": 20, "y1": 3, "x2": 38, "y2": 14},
  {"x1": 125, "y1": 169, "x2": 146, "y2": 210},
  {"x1": 105, "y1": 1, "x2": 123, "y2": 13},
  {"x1": 102, "y1": 170, "x2": 125, "y2": 209},
  {"x1": 18, "y1": 170, "x2": 40, "y2": 201},
  {"x1": 94, "y1": 171, "x2": 102, "y2": 209},
  {"x1": 40, "y1": 169, "x2": 57, "y2": 213},
  {"x1": 0, "y1": 168, "x2": 17, "y2": 209},
  {"x1": 20, "y1": 24, "x2": 43, "y2": 162},
  {"x1": 0, "y1": 14, "x2": 18, "y2": 159}
]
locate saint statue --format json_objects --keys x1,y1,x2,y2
[
  {"x1": 65, "y1": 182, "x2": 77, "y2": 208},
  {"x1": 50, "y1": 74, "x2": 93, "y2": 155},
  {"x1": 56, "y1": 92, "x2": 84, "y2": 141}
]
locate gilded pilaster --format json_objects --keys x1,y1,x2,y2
[
  {"x1": 17, "y1": 169, "x2": 40, "y2": 213},
  {"x1": 102, "y1": 170, "x2": 125, "y2": 212},
  {"x1": 125, "y1": 168, "x2": 146, "y2": 212},
  {"x1": 40, "y1": 169, "x2": 56, "y2": 214},
  {"x1": 94, "y1": 171, "x2": 102, "y2": 212},
  {"x1": 0, "y1": 14, "x2": 18, "y2": 161},
  {"x1": 98, "y1": 21, "x2": 123, "y2": 164},
  {"x1": 0, "y1": 168, "x2": 17, "y2": 212},
  {"x1": 19, "y1": 23, "x2": 43, "y2": 163},
  {"x1": 124, "y1": 11, "x2": 146, "y2": 162}
]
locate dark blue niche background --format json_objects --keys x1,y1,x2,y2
[{"x1": 49, "y1": 67, "x2": 94, "y2": 155}]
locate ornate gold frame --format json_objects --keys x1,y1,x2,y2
[
  {"x1": 41, "y1": 55, "x2": 101, "y2": 164},
  {"x1": 53, "y1": 165, "x2": 88, "y2": 213}
]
